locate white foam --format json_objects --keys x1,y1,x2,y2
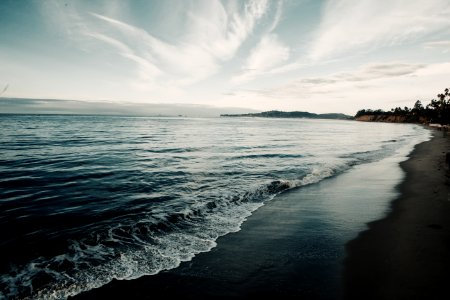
[{"x1": 0, "y1": 125, "x2": 432, "y2": 299}]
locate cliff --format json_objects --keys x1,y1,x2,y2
[{"x1": 355, "y1": 114, "x2": 428, "y2": 123}]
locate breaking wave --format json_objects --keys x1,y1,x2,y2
[{"x1": 0, "y1": 115, "x2": 430, "y2": 299}]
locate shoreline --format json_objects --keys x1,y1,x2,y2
[
  {"x1": 73, "y1": 134, "x2": 423, "y2": 299},
  {"x1": 344, "y1": 131, "x2": 450, "y2": 299}
]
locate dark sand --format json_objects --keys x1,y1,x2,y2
[
  {"x1": 73, "y1": 131, "x2": 450, "y2": 300},
  {"x1": 344, "y1": 131, "x2": 450, "y2": 299}
]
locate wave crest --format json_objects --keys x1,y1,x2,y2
[{"x1": 0, "y1": 164, "x2": 341, "y2": 299}]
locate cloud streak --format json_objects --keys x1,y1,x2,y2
[
  {"x1": 232, "y1": 1, "x2": 288, "y2": 84},
  {"x1": 232, "y1": 34, "x2": 290, "y2": 83},
  {"x1": 331, "y1": 63, "x2": 425, "y2": 82},
  {"x1": 37, "y1": 0, "x2": 279, "y2": 88},
  {"x1": 186, "y1": 0, "x2": 269, "y2": 61},
  {"x1": 279, "y1": 62, "x2": 425, "y2": 93},
  {"x1": 423, "y1": 40, "x2": 450, "y2": 52},
  {"x1": 235, "y1": 62, "x2": 428, "y2": 105},
  {"x1": 40, "y1": 0, "x2": 274, "y2": 88},
  {"x1": 218, "y1": 62, "x2": 450, "y2": 114},
  {"x1": 309, "y1": 0, "x2": 450, "y2": 61},
  {"x1": 4, "y1": 0, "x2": 449, "y2": 113}
]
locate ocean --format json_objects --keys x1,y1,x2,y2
[{"x1": 0, "y1": 115, "x2": 430, "y2": 299}]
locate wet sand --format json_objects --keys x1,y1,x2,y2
[
  {"x1": 73, "y1": 132, "x2": 449, "y2": 300},
  {"x1": 344, "y1": 131, "x2": 450, "y2": 299}
]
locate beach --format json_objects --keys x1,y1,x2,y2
[
  {"x1": 344, "y1": 130, "x2": 450, "y2": 299},
  {"x1": 71, "y1": 127, "x2": 440, "y2": 300},
  {"x1": 2, "y1": 1, "x2": 449, "y2": 298}
]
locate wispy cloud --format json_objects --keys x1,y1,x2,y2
[
  {"x1": 237, "y1": 62, "x2": 427, "y2": 102},
  {"x1": 423, "y1": 40, "x2": 450, "y2": 52},
  {"x1": 40, "y1": 1, "x2": 92, "y2": 49},
  {"x1": 219, "y1": 61, "x2": 450, "y2": 113},
  {"x1": 333, "y1": 63, "x2": 425, "y2": 82},
  {"x1": 233, "y1": 0, "x2": 450, "y2": 79},
  {"x1": 232, "y1": 34, "x2": 290, "y2": 83},
  {"x1": 186, "y1": 0, "x2": 269, "y2": 61},
  {"x1": 232, "y1": 1, "x2": 288, "y2": 83},
  {"x1": 40, "y1": 0, "x2": 271, "y2": 88},
  {"x1": 267, "y1": 0, "x2": 284, "y2": 33},
  {"x1": 84, "y1": 31, "x2": 162, "y2": 85},
  {"x1": 309, "y1": 0, "x2": 450, "y2": 61},
  {"x1": 11, "y1": 0, "x2": 449, "y2": 112}
]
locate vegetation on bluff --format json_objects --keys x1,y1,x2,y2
[
  {"x1": 355, "y1": 88, "x2": 450, "y2": 124},
  {"x1": 221, "y1": 111, "x2": 352, "y2": 120}
]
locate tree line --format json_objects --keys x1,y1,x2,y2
[{"x1": 355, "y1": 88, "x2": 450, "y2": 124}]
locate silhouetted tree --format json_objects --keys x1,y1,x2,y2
[
  {"x1": 413, "y1": 100, "x2": 423, "y2": 113},
  {"x1": 354, "y1": 88, "x2": 450, "y2": 124}
]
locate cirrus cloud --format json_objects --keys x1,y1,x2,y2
[{"x1": 309, "y1": 0, "x2": 450, "y2": 61}]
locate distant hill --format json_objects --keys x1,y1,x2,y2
[{"x1": 221, "y1": 110, "x2": 352, "y2": 120}]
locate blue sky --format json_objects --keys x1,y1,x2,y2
[{"x1": 1, "y1": 0, "x2": 450, "y2": 114}]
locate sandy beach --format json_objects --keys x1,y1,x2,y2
[
  {"x1": 2, "y1": 1, "x2": 450, "y2": 299},
  {"x1": 71, "y1": 128, "x2": 435, "y2": 300},
  {"x1": 344, "y1": 131, "x2": 450, "y2": 299}
]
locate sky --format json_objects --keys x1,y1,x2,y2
[{"x1": 0, "y1": 0, "x2": 450, "y2": 115}]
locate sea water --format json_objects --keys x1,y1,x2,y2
[{"x1": 0, "y1": 115, "x2": 430, "y2": 299}]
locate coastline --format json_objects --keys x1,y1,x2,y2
[
  {"x1": 344, "y1": 131, "x2": 450, "y2": 299},
  {"x1": 72, "y1": 132, "x2": 423, "y2": 300}
]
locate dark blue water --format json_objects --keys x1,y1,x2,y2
[{"x1": 0, "y1": 115, "x2": 429, "y2": 299}]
